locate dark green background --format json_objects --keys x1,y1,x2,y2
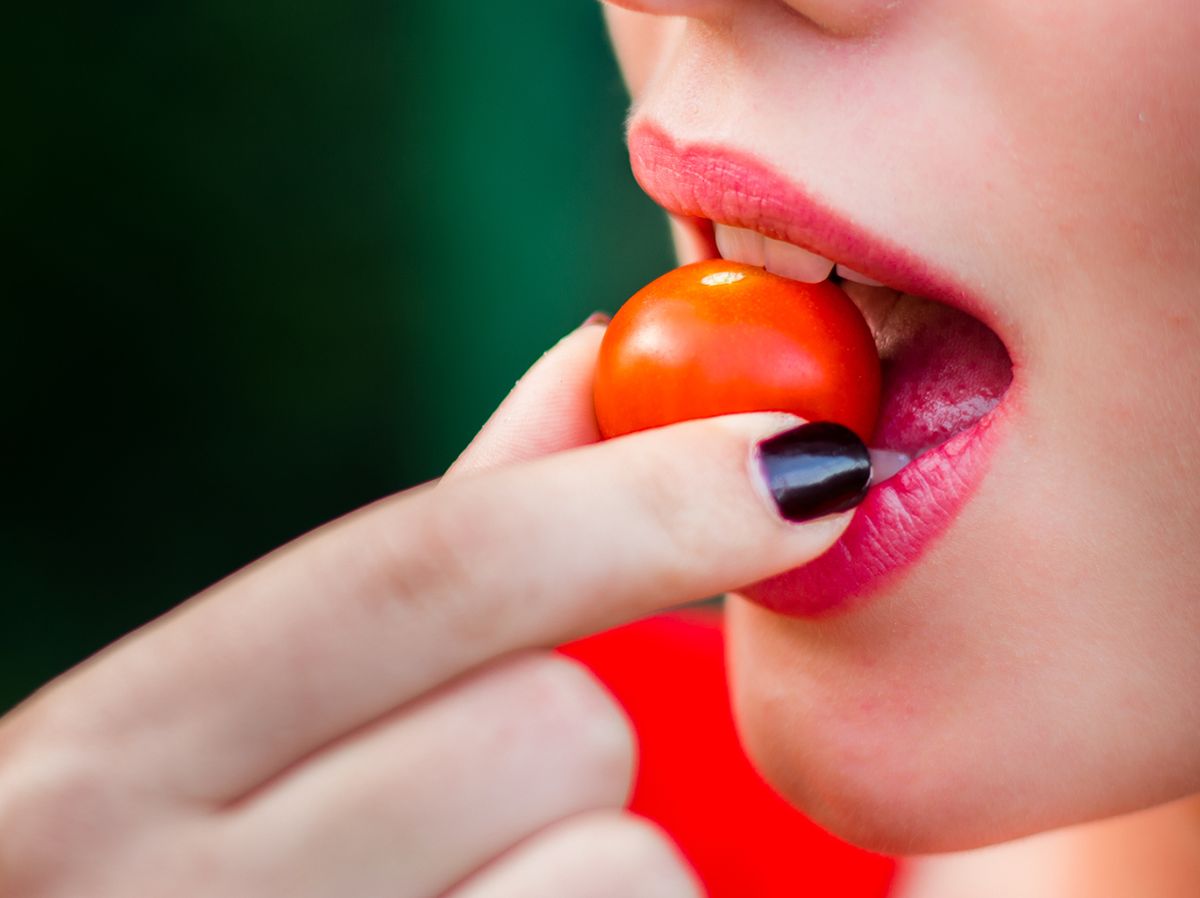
[{"x1": 3, "y1": 3, "x2": 673, "y2": 712}]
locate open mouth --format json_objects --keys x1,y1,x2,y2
[
  {"x1": 626, "y1": 121, "x2": 1019, "y2": 613},
  {"x1": 709, "y1": 222, "x2": 1015, "y2": 480}
]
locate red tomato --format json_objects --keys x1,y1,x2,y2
[{"x1": 594, "y1": 260, "x2": 881, "y2": 443}]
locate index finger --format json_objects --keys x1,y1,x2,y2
[{"x1": 28, "y1": 414, "x2": 861, "y2": 803}]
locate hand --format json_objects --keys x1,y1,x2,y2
[{"x1": 0, "y1": 320, "x2": 853, "y2": 897}]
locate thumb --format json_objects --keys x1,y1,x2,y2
[{"x1": 445, "y1": 315, "x2": 609, "y2": 482}]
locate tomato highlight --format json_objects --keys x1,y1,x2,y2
[{"x1": 594, "y1": 260, "x2": 882, "y2": 443}]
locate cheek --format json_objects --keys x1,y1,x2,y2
[{"x1": 968, "y1": 0, "x2": 1200, "y2": 276}]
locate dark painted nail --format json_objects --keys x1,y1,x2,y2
[
  {"x1": 757, "y1": 422, "x2": 871, "y2": 522},
  {"x1": 581, "y1": 311, "x2": 611, "y2": 328}
]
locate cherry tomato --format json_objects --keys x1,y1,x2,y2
[{"x1": 594, "y1": 260, "x2": 881, "y2": 443}]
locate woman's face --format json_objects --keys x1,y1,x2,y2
[{"x1": 604, "y1": 0, "x2": 1200, "y2": 853}]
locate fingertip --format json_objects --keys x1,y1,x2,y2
[
  {"x1": 580, "y1": 310, "x2": 612, "y2": 329},
  {"x1": 753, "y1": 421, "x2": 872, "y2": 524}
]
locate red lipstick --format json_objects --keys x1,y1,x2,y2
[{"x1": 627, "y1": 122, "x2": 1018, "y2": 615}]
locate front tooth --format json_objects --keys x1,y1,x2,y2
[
  {"x1": 714, "y1": 224, "x2": 766, "y2": 267},
  {"x1": 763, "y1": 235, "x2": 835, "y2": 283}
]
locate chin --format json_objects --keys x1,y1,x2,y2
[
  {"x1": 723, "y1": 577, "x2": 1195, "y2": 856},
  {"x1": 726, "y1": 615, "x2": 1002, "y2": 853}
]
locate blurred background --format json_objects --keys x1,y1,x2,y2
[{"x1": 3, "y1": 2, "x2": 673, "y2": 713}]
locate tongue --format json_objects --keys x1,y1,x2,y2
[{"x1": 858, "y1": 292, "x2": 1013, "y2": 456}]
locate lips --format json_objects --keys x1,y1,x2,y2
[{"x1": 628, "y1": 122, "x2": 1017, "y2": 615}]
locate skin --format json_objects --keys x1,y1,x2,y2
[
  {"x1": 604, "y1": 0, "x2": 1200, "y2": 880},
  {"x1": 0, "y1": 320, "x2": 853, "y2": 896},
  {"x1": 6, "y1": 2, "x2": 1199, "y2": 894}
]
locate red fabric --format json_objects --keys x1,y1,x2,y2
[{"x1": 561, "y1": 611, "x2": 896, "y2": 898}]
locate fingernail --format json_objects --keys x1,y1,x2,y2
[
  {"x1": 756, "y1": 422, "x2": 871, "y2": 522},
  {"x1": 581, "y1": 311, "x2": 611, "y2": 328}
]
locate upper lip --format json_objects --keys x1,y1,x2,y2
[{"x1": 627, "y1": 120, "x2": 1010, "y2": 344}]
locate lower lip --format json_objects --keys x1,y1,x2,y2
[
  {"x1": 680, "y1": 212, "x2": 1017, "y2": 615},
  {"x1": 739, "y1": 397, "x2": 1014, "y2": 617}
]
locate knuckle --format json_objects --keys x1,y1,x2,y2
[
  {"x1": 592, "y1": 812, "x2": 675, "y2": 860},
  {"x1": 510, "y1": 653, "x2": 636, "y2": 800},
  {"x1": 0, "y1": 709, "x2": 222, "y2": 898},
  {"x1": 360, "y1": 488, "x2": 483, "y2": 623},
  {"x1": 604, "y1": 816, "x2": 706, "y2": 898},
  {"x1": 0, "y1": 713, "x2": 122, "y2": 894},
  {"x1": 367, "y1": 482, "x2": 528, "y2": 631},
  {"x1": 559, "y1": 812, "x2": 706, "y2": 898}
]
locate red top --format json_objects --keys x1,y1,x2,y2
[{"x1": 561, "y1": 611, "x2": 896, "y2": 898}]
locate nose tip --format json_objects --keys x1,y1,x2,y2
[
  {"x1": 602, "y1": 0, "x2": 728, "y2": 16},
  {"x1": 604, "y1": 0, "x2": 903, "y2": 36},
  {"x1": 783, "y1": 0, "x2": 904, "y2": 35}
]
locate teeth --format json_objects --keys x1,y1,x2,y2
[
  {"x1": 713, "y1": 224, "x2": 836, "y2": 284},
  {"x1": 836, "y1": 264, "x2": 885, "y2": 287},
  {"x1": 762, "y1": 235, "x2": 835, "y2": 283},
  {"x1": 714, "y1": 224, "x2": 765, "y2": 267}
]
